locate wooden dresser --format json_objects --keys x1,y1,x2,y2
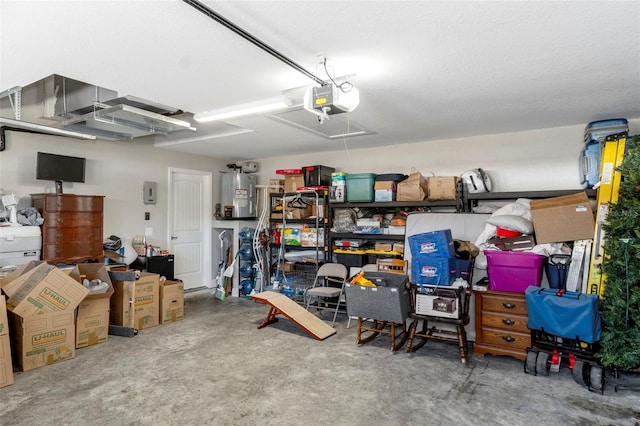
[
  {"x1": 474, "y1": 290, "x2": 531, "y2": 361},
  {"x1": 31, "y1": 194, "x2": 104, "y2": 264}
]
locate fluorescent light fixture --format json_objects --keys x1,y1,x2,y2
[
  {"x1": 193, "y1": 98, "x2": 291, "y2": 123},
  {"x1": 0, "y1": 117, "x2": 96, "y2": 140}
]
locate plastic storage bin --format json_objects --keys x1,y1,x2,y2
[
  {"x1": 485, "y1": 250, "x2": 546, "y2": 293},
  {"x1": 345, "y1": 272, "x2": 410, "y2": 323},
  {"x1": 345, "y1": 173, "x2": 375, "y2": 202},
  {"x1": 303, "y1": 165, "x2": 335, "y2": 186}
]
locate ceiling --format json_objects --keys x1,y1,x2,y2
[{"x1": 1, "y1": 1, "x2": 639, "y2": 161}]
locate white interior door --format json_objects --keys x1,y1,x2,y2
[{"x1": 168, "y1": 168, "x2": 212, "y2": 290}]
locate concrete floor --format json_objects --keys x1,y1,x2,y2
[{"x1": 1, "y1": 290, "x2": 640, "y2": 426}]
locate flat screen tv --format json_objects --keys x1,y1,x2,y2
[{"x1": 36, "y1": 152, "x2": 86, "y2": 193}]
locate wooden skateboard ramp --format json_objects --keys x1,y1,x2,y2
[{"x1": 251, "y1": 291, "x2": 336, "y2": 340}]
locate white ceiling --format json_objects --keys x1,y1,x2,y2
[{"x1": 1, "y1": 1, "x2": 639, "y2": 160}]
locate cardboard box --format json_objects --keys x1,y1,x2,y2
[
  {"x1": 415, "y1": 286, "x2": 464, "y2": 319},
  {"x1": 279, "y1": 261, "x2": 295, "y2": 272},
  {"x1": 374, "y1": 180, "x2": 397, "y2": 202},
  {"x1": 9, "y1": 310, "x2": 76, "y2": 371},
  {"x1": 269, "y1": 179, "x2": 285, "y2": 194},
  {"x1": 0, "y1": 295, "x2": 13, "y2": 388},
  {"x1": 284, "y1": 203, "x2": 313, "y2": 220},
  {"x1": 0, "y1": 260, "x2": 45, "y2": 295},
  {"x1": 300, "y1": 228, "x2": 324, "y2": 247},
  {"x1": 6, "y1": 264, "x2": 90, "y2": 317},
  {"x1": 159, "y1": 280, "x2": 184, "y2": 324},
  {"x1": 110, "y1": 272, "x2": 159, "y2": 330},
  {"x1": 71, "y1": 264, "x2": 114, "y2": 349},
  {"x1": 428, "y1": 176, "x2": 459, "y2": 201},
  {"x1": 392, "y1": 243, "x2": 405, "y2": 254},
  {"x1": 530, "y1": 192, "x2": 595, "y2": 244},
  {"x1": 0, "y1": 333, "x2": 13, "y2": 388},
  {"x1": 397, "y1": 173, "x2": 428, "y2": 201},
  {"x1": 284, "y1": 174, "x2": 304, "y2": 193},
  {"x1": 387, "y1": 226, "x2": 405, "y2": 235},
  {"x1": 375, "y1": 242, "x2": 393, "y2": 252}
]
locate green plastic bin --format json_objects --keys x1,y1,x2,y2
[{"x1": 345, "y1": 173, "x2": 375, "y2": 202}]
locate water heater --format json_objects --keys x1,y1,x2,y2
[{"x1": 220, "y1": 171, "x2": 257, "y2": 218}]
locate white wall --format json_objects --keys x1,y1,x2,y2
[
  {"x1": 256, "y1": 120, "x2": 640, "y2": 191},
  {"x1": 0, "y1": 131, "x2": 228, "y2": 264}
]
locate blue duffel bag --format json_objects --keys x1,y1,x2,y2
[{"x1": 525, "y1": 286, "x2": 601, "y2": 344}]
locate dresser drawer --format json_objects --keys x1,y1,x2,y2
[
  {"x1": 481, "y1": 312, "x2": 529, "y2": 333},
  {"x1": 42, "y1": 227, "x2": 102, "y2": 244},
  {"x1": 480, "y1": 292, "x2": 527, "y2": 315},
  {"x1": 43, "y1": 243, "x2": 103, "y2": 260},
  {"x1": 40, "y1": 195, "x2": 103, "y2": 212},
  {"x1": 477, "y1": 327, "x2": 531, "y2": 351},
  {"x1": 42, "y1": 212, "x2": 102, "y2": 228}
]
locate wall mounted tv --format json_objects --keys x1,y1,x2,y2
[{"x1": 36, "y1": 152, "x2": 86, "y2": 194}]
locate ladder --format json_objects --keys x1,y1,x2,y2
[{"x1": 586, "y1": 136, "x2": 627, "y2": 298}]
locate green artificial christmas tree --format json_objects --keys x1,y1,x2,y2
[{"x1": 598, "y1": 135, "x2": 640, "y2": 371}]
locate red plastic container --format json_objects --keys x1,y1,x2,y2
[
  {"x1": 275, "y1": 168, "x2": 302, "y2": 175},
  {"x1": 496, "y1": 227, "x2": 521, "y2": 238},
  {"x1": 485, "y1": 250, "x2": 546, "y2": 293}
]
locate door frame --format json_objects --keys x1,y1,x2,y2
[{"x1": 167, "y1": 167, "x2": 213, "y2": 290}]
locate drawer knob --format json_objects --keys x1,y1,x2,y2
[
  {"x1": 56, "y1": 218, "x2": 64, "y2": 223},
  {"x1": 502, "y1": 319, "x2": 515, "y2": 326},
  {"x1": 502, "y1": 335, "x2": 516, "y2": 343},
  {"x1": 502, "y1": 302, "x2": 516, "y2": 309},
  {"x1": 56, "y1": 233, "x2": 63, "y2": 238}
]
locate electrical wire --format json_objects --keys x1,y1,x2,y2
[{"x1": 323, "y1": 58, "x2": 354, "y2": 93}]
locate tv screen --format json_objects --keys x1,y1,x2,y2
[{"x1": 36, "y1": 152, "x2": 86, "y2": 183}]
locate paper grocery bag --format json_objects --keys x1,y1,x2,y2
[{"x1": 397, "y1": 172, "x2": 428, "y2": 201}]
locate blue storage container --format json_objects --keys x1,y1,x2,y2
[
  {"x1": 411, "y1": 255, "x2": 455, "y2": 285},
  {"x1": 580, "y1": 140, "x2": 601, "y2": 188},
  {"x1": 408, "y1": 229, "x2": 455, "y2": 258},
  {"x1": 584, "y1": 118, "x2": 628, "y2": 143}
]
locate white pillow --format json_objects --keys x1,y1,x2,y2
[{"x1": 486, "y1": 214, "x2": 534, "y2": 234}]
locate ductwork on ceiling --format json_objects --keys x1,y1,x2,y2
[{"x1": 0, "y1": 74, "x2": 196, "y2": 141}]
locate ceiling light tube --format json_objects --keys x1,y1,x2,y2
[{"x1": 193, "y1": 98, "x2": 291, "y2": 123}]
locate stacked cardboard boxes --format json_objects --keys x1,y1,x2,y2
[{"x1": 3, "y1": 263, "x2": 89, "y2": 371}]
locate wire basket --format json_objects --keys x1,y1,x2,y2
[{"x1": 276, "y1": 263, "x2": 317, "y2": 302}]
